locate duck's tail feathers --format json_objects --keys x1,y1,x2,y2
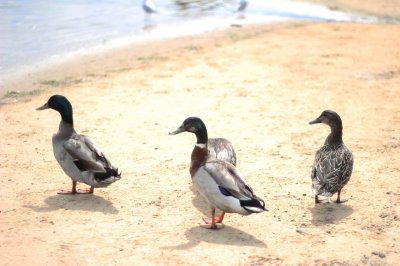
[
  {"x1": 94, "y1": 167, "x2": 122, "y2": 185},
  {"x1": 312, "y1": 180, "x2": 332, "y2": 197},
  {"x1": 241, "y1": 196, "x2": 268, "y2": 213}
]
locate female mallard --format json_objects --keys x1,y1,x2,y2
[
  {"x1": 309, "y1": 110, "x2": 353, "y2": 204},
  {"x1": 36, "y1": 95, "x2": 121, "y2": 194},
  {"x1": 169, "y1": 117, "x2": 266, "y2": 229}
]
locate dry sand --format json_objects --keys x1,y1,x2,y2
[
  {"x1": 1, "y1": 4, "x2": 400, "y2": 266},
  {"x1": 296, "y1": 0, "x2": 400, "y2": 18}
]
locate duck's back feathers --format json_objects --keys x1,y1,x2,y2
[
  {"x1": 208, "y1": 138, "x2": 237, "y2": 166},
  {"x1": 60, "y1": 134, "x2": 121, "y2": 187},
  {"x1": 311, "y1": 144, "x2": 353, "y2": 197},
  {"x1": 196, "y1": 160, "x2": 266, "y2": 214},
  {"x1": 64, "y1": 135, "x2": 107, "y2": 172}
]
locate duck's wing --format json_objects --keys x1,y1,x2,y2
[
  {"x1": 63, "y1": 134, "x2": 112, "y2": 173},
  {"x1": 339, "y1": 147, "x2": 353, "y2": 184},
  {"x1": 203, "y1": 160, "x2": 265, "y2": 212},
  {"x1": 312, "y1": 147, "x2": 353, "y2": 193},
  {"x1": 204, "y1": 160, "x2": 251, "y2": 199},
  {"x1": 208, "y1": 138, "x2": 237, "y2": 166}
]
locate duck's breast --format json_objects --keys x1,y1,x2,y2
[{"x1": 52, "y1": 137, "x2": 80, "y2": 180}]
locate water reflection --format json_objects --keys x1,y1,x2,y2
[
  {"x1": 171, "y1": 0, "x2": 235, "y2": 15},
  {"x1": 173, "y1": 0, "x2": 234, "y2": 11}
]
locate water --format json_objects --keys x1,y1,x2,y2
[{"x1": 0, "y1": 0, "x2": 386, "y2": 80}]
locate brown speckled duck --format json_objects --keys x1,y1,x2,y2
[
  {"x1": 169, "y1": 117, "x2": 266, "y2": 229},
  {"x1": 309, "y1": 110, "x2": 353, "y2": 204}
]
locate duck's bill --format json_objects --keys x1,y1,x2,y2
[
  {"x1": 168, "y1": 126, "x2": 185, "y2": 135},
  {"x1": 309, "y1": 117, "x2": 322, "y2": 125},
  {"x1": 36, "y1": 103, "x2": 49, "y2": 111}
]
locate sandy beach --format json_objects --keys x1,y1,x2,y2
[
  {"x1": 294, "y1": 0, "x2": 400, "y2": 18},
  {"x1": 1, "y1": 1, "x2": 400, "y2": 265}
]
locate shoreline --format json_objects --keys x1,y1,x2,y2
[
  {"x1": 2, "y1": 0, "x2": 400, "y2": 104},
  {"x1": 0, "y1": 21, "x2": 292, "y2": 104}
]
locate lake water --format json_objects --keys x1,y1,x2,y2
[{"x1": 0, "y1": 0, "x2": 386, "y2": 79}]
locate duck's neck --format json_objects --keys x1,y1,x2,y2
[
  {"x1": 325, "y1": 123, "x2": 343, "y2": 145},
  {"x1": 190, "y1": 125, "x2": 209, "y2": 177},
  {"x1": 60, "y1": 108, "x2": 73, "y2": 125},
  {"x1": 58, "y1": 120, "x2": 75, "y2": 137},
  {"x1": 56, "y1": 106, "x2": 74, "y2": 136},
  {"x1": 194, "y1": 126, "x2": 208, "y2": 145}
]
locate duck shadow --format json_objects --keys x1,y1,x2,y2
[
  {"x1": 311, "y1": 202, "x2": 353, "y2": 225},
  {"x1": 24, "y1": 194, "x2": 118, "y2": 214},
  {"x1": 165, "y1": 185, "x2": 266, "y2": 250},
  {"x1": 164, "y1": 225, "x2": 267, "y2": 250}
]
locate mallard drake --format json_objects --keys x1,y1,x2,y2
[
  {"x1": 309, "y1": 110, "x2": 353, "y2": 204},
  {"x1": 169, "y1": 117, "x2": 266, "y2": 229},
  {"x1": 36, "y1": 95, "x2": 121, "y2": 194},
  {"x1": 170, "y1": 122, "x2": 237, "y2": 166}
]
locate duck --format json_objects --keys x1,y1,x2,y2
[
  {"x1": 309, "y1": 110, "x2": 353, "y2": 204},
  {"x1": 142, "y1": 0, "x2": 158, "y2": 22},
  {"x1": 169, "y1": 122, "x2": 237, "y2": 166},
  {"x1": 169, "y1": 117, "x2": 266, "y2": 229},
  {"x1": 36, "y1": 95, "x2": 121, "y2": 194}
]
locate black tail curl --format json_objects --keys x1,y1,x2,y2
[
  {"x1": 240, "y1": 196, "x2": 268, "y2": 213},
  {"x1": 94, "y1": 167, "x2": 122, "y2": 182}
]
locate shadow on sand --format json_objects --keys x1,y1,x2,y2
[
  {"x1": 164, "y1": 225, "x2": 267, "y2": 250},
  {"x1": 24, "y1": 194, "x2": 118, "y2": 214},
  {"x1": 311, "y1": 202, "x2": 353, "y2": 225},
  {"x1": 164, "y1": 185, "x2": 266, "y2": 250}
]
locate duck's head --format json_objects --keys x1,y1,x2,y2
[
  {"x1": 169, "y1": 117, "x2": 208, "y2": 144},
  {"x1": 36, "y1": 95, "x2": 73, "y2": 124},
  {"x1": 169, "y1": 117, "x2": 207, "y2": 135},
  {"x1": 309, "y1": 110, "x2": 342, "y2": 128}
]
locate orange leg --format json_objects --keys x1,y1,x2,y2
[
  {"x1": 58, "y1": 181, "x2": 78, "y2": 195},
  {"x1": 58, "y1": 182, "x2": 94, "y2": 195},
  {"x1": 202, "y1": 209, "x2": 225, "y2": 229},
  {"x1": 217, "y1": 211, "x2": 225, "y2": 223},
  {"x1": 77, "y1": 186, "x2": 94, "y2": 194}
]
